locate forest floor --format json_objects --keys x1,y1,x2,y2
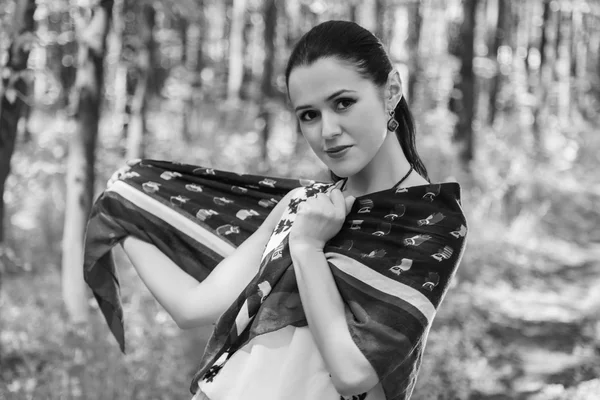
[{"x1": 1, "y1": 106, "x2": 599, "y2": 400}]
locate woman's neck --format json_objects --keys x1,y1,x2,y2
[{"x1": 341, "y1": 132, "x2": 427, "y2": 197}]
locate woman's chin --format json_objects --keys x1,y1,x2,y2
[
  {"x1": 328, "y1": 166, "x2": 354, "y2": 180},
  {"x1": 318, "y1": 155, "x2": 360, "y2": 179}
]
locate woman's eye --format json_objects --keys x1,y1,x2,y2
[
  {"x1": 299, "y1": 111, "x2": 318, "y2": 122},
  {"x1": 336, "y1": 98, "x2": 355, "y2": 110}
]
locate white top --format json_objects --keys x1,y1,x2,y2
[{"x1": 193, "y1": 184, "x2": 386, "y2": 400}]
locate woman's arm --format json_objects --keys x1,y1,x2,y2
[
  {"x1": 290, "y1": 243, "x2": 379, "y2": 396},
  {"x1": 122, "y1": 236, "x2": 202, "y2": 327},
  {"x1": 121, "y1": 188, "x2": 300, "y2": 329}
]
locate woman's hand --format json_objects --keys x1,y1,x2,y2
[
  {"x1": 106, "y1": 159, "x2": 140, "y2": 188},
  {"x1": 289, "y1": 186, "x2": 355, "y2": 250}
]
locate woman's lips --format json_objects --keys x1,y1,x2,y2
[{"x1": 326, "y1": 145, "x2": 352, "y2": 159}]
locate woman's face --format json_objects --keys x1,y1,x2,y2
[{"x1": 287, "y1": 57, "x2": 388, "y2": 179}]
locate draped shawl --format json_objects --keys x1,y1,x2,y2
[{"x1": 83, "y1": 159, "x2": 468, "y2": 400}]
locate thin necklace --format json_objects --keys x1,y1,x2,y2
[{"x1": 340, "y1": 164, "x2": 414, "y2": 193}]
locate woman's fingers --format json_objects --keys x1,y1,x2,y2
[
  {"x1": 344, "y1": 195, "x2": 355, "y2": 215},
  {"x1": 107, "y1": 165, "x2": 131, "y2": 188},
  {"x1": 107, "y1": 160, "x2": 142, "y2": 188},
  {"x1": 329, "y1": 188, "x2": 355, "y2": 218}
]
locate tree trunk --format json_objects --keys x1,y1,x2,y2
[
  {"x1": 182, "y1": 3, "x2": 205, "y2": 143},
  {"x1": 349, "y1": 1, "x2": 358, "y2": 23},
  {"x1": 407, "y1": 1, "x2": 422, "y2": 102},
  {"x1": 533, "y1": 0, "x2": 556, "y2": 138},
  {"x1": 258, "y1": 0, "x2": 277, "y2": 170},
  {"x1": 261, "y1": 0, "x2": 276, "y2": 99},
  {"x1": 179, "y1": 14, "x2": 189, "y2": 66},
  {"x1": 375, "y1": 0, "x2": 386, "y2": 44},
  {"x1": 488, "y1": 0, "x2": 510, "y2": 125},
  {"x1": 242, "y1": 8, "x2": 258, "y2": 99},
  {"x1": 126, "y1": 3, "x2": 155, "y2": 160},
  {"x1": 555, "y1": 5, "x2": 571, "y2": 127},
  {"x1": 578, "y1": 11, "x2": 593, "y2": 119},
  {"x1": 0, "y1": 0, "x2": 36, "y2": 273},
  {"x1": 227, "y1": 0, "x2": 246, "y2": 102},
  {"x1": 521, "y1": 0, "x2": 534, "y2": 74},
  {"x1": 113, "y1": 0, "x2": 128, "y2": 142},
  {"x1": 513, "y1": 1, "x2": 536, "y2": 142},
  {"x1": 62, "y1": 0, "x2": 113, "y2": 323},
  {"x1": 568, "y1": 6, "x2": 577, "y2": 106},
  {"x1": 285, "y1": 0, "x2": 302, "y2": 49},
  {"x1": 453, "y1": 0, "x2": 478, "y2": 167},
  {"x1": 597, "y1": 24, "x2": 600, "y2": 98},
  {"x1": 356, "y1": 0, "x2": 377, "y2": 38}
]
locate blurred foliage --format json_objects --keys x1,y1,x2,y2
[{"x1": 1, "y1": 0, "x2": 600, "y2": 399}]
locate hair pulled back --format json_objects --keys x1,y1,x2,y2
[{"x1": 285, "y1": 20, "x2": 429, "y2": 182}]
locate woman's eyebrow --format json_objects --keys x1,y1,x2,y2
[{"x1": 294, "y1": 89, "x2": 357, "y2": 112}]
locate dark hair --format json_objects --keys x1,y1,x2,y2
[{"x1": 285, "y1": 20, "x2": 429, "y2": 183}]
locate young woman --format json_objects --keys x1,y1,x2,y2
[{"x1": 118, "y1": 20, "x2": 466, "y2": 400}]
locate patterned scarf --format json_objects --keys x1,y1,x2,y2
[{"x1": 83, "y1": 159, "x2": 468, "y2": 400}]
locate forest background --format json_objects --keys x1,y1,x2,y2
[{"x1": 1, "y1": 0, "x2": 599, "y2": 399}]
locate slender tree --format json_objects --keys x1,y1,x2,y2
[
  {"x1": 453, "y1": 0, "x2": 478, "y2": 166},
  {"x1": 227, "y1": 0, "x2": 246, "y2": 102},
  {"x1": 375, "y1": 0, "x2": 386, "y2": 44},
  {"x1": 355, "y1": 0, "x2": 378, "y2": 39},
  {"x1": 571, "y1": 3, "x2": 586, "y2": 113},
  {"x1": 578, "y1": 8, "x2": 594, "y2": 119},
  {"x1": 596, "y1": 14, "x2": 600, "y2": 97},
  {"x1": 285, "y1": 0, "x2": 302, "y2": 49},
  {"x1": 62, "y1": 0, "x2": 114, "y2": 323},
  {"x1": 407, "y1": 0, "x2": 423, "y2": 102},
  {"x1": 113, "y1": 0, "x2": 128, "y2": 143},
  {"x1": 181, "y1": 1, "x2": 205, "y2": 142},
  {"x1": 533, "y1": 0, "x2": 557, "y2": 138},
  {"x1": 258, "y1": 0, "x2": 277, "y2": 169},
  {"x1": 488, "y1": 0, "x2": 510, "y2": 125},
  {"x1": 126, "y1": 2, "x2": 156, "y2": 160},
  {"x1": 0, "y1": 0, "x2": 36, "y2": 273},
  {"x1": 555, "y1": 3, "x2": 572, "y2": 126},
  {"x1": 349, "y1": 0, "x2": 358, "y2": 23}
]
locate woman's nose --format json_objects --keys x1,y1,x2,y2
[{"x1": 321, "y1": 112, "x2": 342, "y2": 139}]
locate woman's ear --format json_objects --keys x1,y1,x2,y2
[{"x1": 386, "y1": 69, "x2": 403, "y2": 111}]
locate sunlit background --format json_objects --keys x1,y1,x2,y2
[{"x1": 1, "y1": 0, "x2": 599, "y2": 399}]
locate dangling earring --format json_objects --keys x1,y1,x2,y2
[{"x1": 387, "y1": 110, "x2": 399, "y2": 132}]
